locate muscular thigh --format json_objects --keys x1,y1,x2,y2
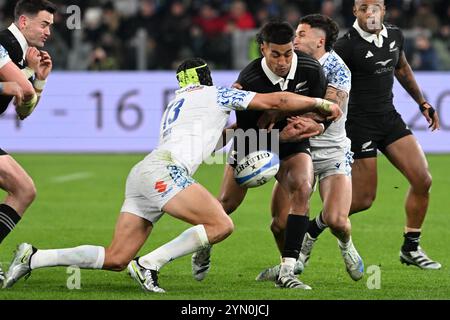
[
  {"x1": 384, "y1": 135, "x2": 430, "y2": 185},
  {"x1": 351, "y1": 157, "x2": 377, "y2": 201},
  {"x1": 319, "y1": 174, "x2": 352, "y2": 217},
  {"x1": 163, "y1": 183, "x2": 228, "y2": 226},
  {"x1": 276, "y1": 152, "x2": 314, "y2": 193}
]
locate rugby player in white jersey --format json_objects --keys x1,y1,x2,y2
[
  {"x1": 3, "y1": 58, "x2": 341, "y2": 292},
  {"x1": 256, "y1": 14, "x2": 364, "y2": 283}
]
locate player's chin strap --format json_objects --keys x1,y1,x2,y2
[
  {"x1": 419, "y1": 101, "x2": 436, "y2": 127},
  {"x1": 176, "y1": 64, "x2": 207, "y2": 88}
]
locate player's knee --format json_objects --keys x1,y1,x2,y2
[
  {"x1": 104, "y1": 250, "x2": 132, "y2": 271},
  {"x1": 325, "y1": 214, "x2": 348, "y2": 232},
  {"x1": 270, "y1": 217, "x2": 286, "y2": 236},
  {"x1": 218, "y1": 196, "x2": 240, "y2": 215},
  {"x1": 208, "y1": 215, "x2": 234, "y2": 244},
  {"x1": 289, "y1": 182, "x2": 312, "y2": 208},
  {"x1": 16, "y1": 179, "x2": 37, "y2": 207},
  {"x1": 413, "y1": 171, "x2": 432, "y2": 194},
  {"x1": 352, "y1": 193, "x2": 376, "y2": 213}
]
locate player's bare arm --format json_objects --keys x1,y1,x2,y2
[
  {"x1": 395, "y1": 51, "x2": 440, "y2": 131},
  {"x1": 325, "y1": 86, "x2": 348, "y2": 110},
  {"x1": 249, "y1": 92, "x2": 342, "y2": 121}
]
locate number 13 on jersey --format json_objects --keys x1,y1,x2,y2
[{"x1": 162, "y1": 98, "x2": 185, "y2": 136}]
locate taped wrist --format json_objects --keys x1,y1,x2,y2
[
  {"x1": 419, "y1": 102, "x2": 435, "y2": 118},
  {"x1": 16, "y1": 94, "x2": 38, "y2": 119}
]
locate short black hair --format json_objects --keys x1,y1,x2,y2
[
  {"x1": 299, "y1": 14, "x2": 339, "y2": 52},
  {"x1": 176, "y1": 57, "x2": 213, "y2": 87},
  {"x1": 256, "y1": 20, "x2": 295, "y2": 45},
  {"x1": 14, "y1": 0, "x2": 57, "y2": 21}
]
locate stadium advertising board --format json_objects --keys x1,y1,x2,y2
[{"x1": 1, "y1": 71, "x2": 449, "y2": 153}]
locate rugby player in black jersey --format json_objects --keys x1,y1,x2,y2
[
  {"x1": 192, "y1": 21, "x2": 327, "y2": 289},
  {"x1": 301, "y1": 0, "x2": 441, "y2": 270}
]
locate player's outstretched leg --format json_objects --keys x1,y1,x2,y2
[
  {"x1": 3, "y1": 242, "x2": 35, "y2": 288},
  {"x1": 127, "y1": 258, "x2": 165, "y2": 293},
  {"x1": 191, "y1": 245, "x2": 212, "y2": 281}
]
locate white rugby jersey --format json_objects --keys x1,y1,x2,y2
[
  {"x1": 157, "y1": 84, "x2": 256, "y2": 174},
  {"x1": 310, "y1": 50, "x2": 351, "y2": 148},
  {"x1": 0, "y1": 45, "x2": 11, "y2": 69}
]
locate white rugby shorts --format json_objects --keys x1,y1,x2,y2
[
  {"x1": 120, "y1": 150, "x2": 196, "y2": 223},
  {"x1": 311, "y1": 145, "x2": 354, "y2": 181}
]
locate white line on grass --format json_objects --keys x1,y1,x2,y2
[{"x1": 51, "y1": 172, "x2": 93, "y2": 183}]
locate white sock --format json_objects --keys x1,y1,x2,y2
[
  {"x1": 30, "y1": 245, "x2": 105, "y2": 270},
  {"x1": 338, "y1": 237, "x2": 353, "y2": 250},
  {"x1": 138, "y1": 225, "x2": 209, "y2": 271}
]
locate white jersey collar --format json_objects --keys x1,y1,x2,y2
[
  {"x1": 353, "y1": 20, "x2": 388, "y2": 48},
  {"x1": 8, "y1": 23, "x2": 29, "y2": 61},
  {"x1": 261, "y1": 51, "x2": 297, "y2": 91},
  {"x1": 318, "y1": 52, "x2": 331, "y2": 66}
]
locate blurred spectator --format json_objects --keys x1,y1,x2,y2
[
  {"x1": 432, "y1": 25, "x2": 450, "y2": 70},
  {"x1": 411, "y1": 2, "x2": 440, "y2": 34},
  {"x1": 320, "y1": 0, "x2": 346, "y2": 28},
  {"x1": 0, "y1": 0, "x2": 448, "y2": 71},
  {"x1": 411, "y1": 33, "x2": 440, "y2": 71},
  {"x1": 225, "y1": 0, "x2": 255, "y2": 32},
  {"x1": 88, "y1": 46, "x2": 120, "y2": 70}
]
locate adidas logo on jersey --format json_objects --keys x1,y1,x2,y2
[{"x1": 365, "y1": 51, "x2": 374, "y2": 59}]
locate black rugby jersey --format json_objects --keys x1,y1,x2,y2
[
  {"x1": 236, "y1": 51, "x2": 326, "y2": 131},
  {"x1": 0, "y1": 28, "x2": 28, "y2": 115},
  {"x1": 334, "y1": 24, "x2": 404, "y2": 117}
]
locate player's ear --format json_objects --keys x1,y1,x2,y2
[
  {"x1": 353, "y1": 5, "x2": 357, "y2": 17},
  {"x1": 18, "y1": 15, "x2": 27, "y2": 29}
]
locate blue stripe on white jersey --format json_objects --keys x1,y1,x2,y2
[{"x1": 322, "y1": 50, "x2": 351, "y2": 94}]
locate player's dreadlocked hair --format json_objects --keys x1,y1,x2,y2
[
  {"x1": 176, "y1": 58, "x2": 213, "y2": 88},
  {"x1": 256, "y1": 20, "x2": 295, "y2": 45},
  {"x1": 299, "y1": 14, "x2": 339, "y2": 52}
]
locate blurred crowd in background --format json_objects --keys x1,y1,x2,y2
[{"x1": 0, "y1": 0, "x2": 449, "y2": 71}]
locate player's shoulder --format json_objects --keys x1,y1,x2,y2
[
  {"x1": 295, "y1": 50, "x2": 322, "y2": 71},
  {"x1": 337, "y1": 27, "x2": 360, "y2": 43},
  {"x1": 384, "y1": 24, "x2": 404, "y2": 38},
  {"x1": 239, "y1": 58, "x2": 264, "y2": 83}
]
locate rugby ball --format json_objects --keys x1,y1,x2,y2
[{"x1": 234, "y1": 151, "x2": 280, "y2": 188}]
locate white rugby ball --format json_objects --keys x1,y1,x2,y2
[{"x1": 234, "y1": 150, "x2": 280, "y2": 188}]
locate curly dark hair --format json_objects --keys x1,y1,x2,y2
[
  {"x1": 176, "y1": 57, "x2": 213, "y2": 87},
  {"x1": 299, "y1": 14, "x2": 340, "y2": 52},
  {"x1": 256, "y1": 20, "x2": 295, "y2": 45}
]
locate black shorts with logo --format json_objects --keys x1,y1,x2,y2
[
  {"x1": 227, "y1": 131, "x2": 311, "y2": 167},
  {"x1": 346, "y1": 110, "x2": 412, "y2": 159}
]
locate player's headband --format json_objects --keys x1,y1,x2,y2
[{"x1": 176, "y1": 63, "x2": 208, "y2": 88}]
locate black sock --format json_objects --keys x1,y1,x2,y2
[
  {"x1": 402, "y1": 232, "x2": 421, "y2": 252},
  {"x1": 0, "y1": 204, "x2": 21, "y2": 244},
  {"x1": 282, "y1": 214, "x2": 309, "y2": 259},
  {"x1": 307, "y1": 211, "x2": 328, "y2": 239}
]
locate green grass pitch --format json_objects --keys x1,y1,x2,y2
[{"x1": 0, "y1": 153, "x2": 449, "y2": 300}]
